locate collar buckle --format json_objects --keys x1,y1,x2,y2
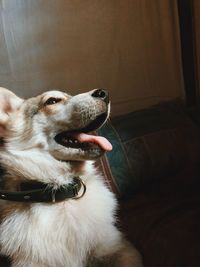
[
  {"x1": 73, "y1": 183, "x2": 79, "y2": 196},
  {"x1": 72, "y1": 177, "x2": 86, "y2": 200}
]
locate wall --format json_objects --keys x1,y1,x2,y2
[{"x1": 0, "y1": 0, "x2": 184, "y2": 116}]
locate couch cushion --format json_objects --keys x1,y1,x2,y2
[
  {"x1": 97, "y1": 101, "x2": 200, "y2": 199},
  {"x1": 119, "y1": 162, "x2": 200, "y2": 267}
]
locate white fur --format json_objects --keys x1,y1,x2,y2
[{"x1": 1, "y1": 164, "x2": 121, "y2": 267}]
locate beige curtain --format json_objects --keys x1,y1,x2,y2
[{"x1": 0, "y1": 0, "x2": 184, "y2": 116}]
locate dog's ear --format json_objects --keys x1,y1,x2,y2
[{"x1": 0, "y1": 87, "x2": 23, "y2": 137}]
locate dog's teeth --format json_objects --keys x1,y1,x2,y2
[
  {"x1": 60, "y1": 137, "x2": 80, "y2": 146},
  {"x1": 62, "y1": 138, "x2": 71, "y2": 144}
]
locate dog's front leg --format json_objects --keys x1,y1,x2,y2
[
  {"x1": 94, "y1": 235, "x2": 143, "y2": 267},
  {"x1": 110, "y1": 240, "x2": 143, "y2": 267}
]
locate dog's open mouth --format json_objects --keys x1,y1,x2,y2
[{"x1": 54, "y1": 113, "x2": 112, "y2": 152}]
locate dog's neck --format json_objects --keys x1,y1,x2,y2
[
  {"x1": 0, "y1": 148, "x2": 89, "y2": 192},
  {"x1": 0, "y1": 175, "x2": 86, "y2": 203}
]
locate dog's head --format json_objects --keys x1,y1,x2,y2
[{"x1": 0, "y1": 87, "x2": 112, "y2": 162}]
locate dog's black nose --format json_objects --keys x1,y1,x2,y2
[{"x1": 92, "y1": 89, "x2": 109, "y2": 104}]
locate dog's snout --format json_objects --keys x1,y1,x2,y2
[{"x1": 91, "y1": 89, "x2": 109, "y2": 104}]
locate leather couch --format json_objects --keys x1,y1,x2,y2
[{"x1": 97, "y1": 101, "x2": 200, "y2": 267}]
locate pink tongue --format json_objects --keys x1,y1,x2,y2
[{"x1": 74, "y1": 133, "x2": 112, "y2": 151}]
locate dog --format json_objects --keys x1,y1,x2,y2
[{"x1": 0, "y1": 87, "x2": 143, "y2": 267}]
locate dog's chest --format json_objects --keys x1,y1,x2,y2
[{"x1": 0, "y1": 181, "x2": 117, "y2": 267}]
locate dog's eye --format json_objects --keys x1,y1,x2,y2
[{"x1": 45, "y1": 98, "x2": 62, "y2": 105}]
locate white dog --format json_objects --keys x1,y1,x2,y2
[{"x1": 0, "y1": 87, "x2": 143, "y2": 267}]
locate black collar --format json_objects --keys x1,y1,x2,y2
[{"x1": 0, "y1": 177, "x2": 86, "y2": 203}]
